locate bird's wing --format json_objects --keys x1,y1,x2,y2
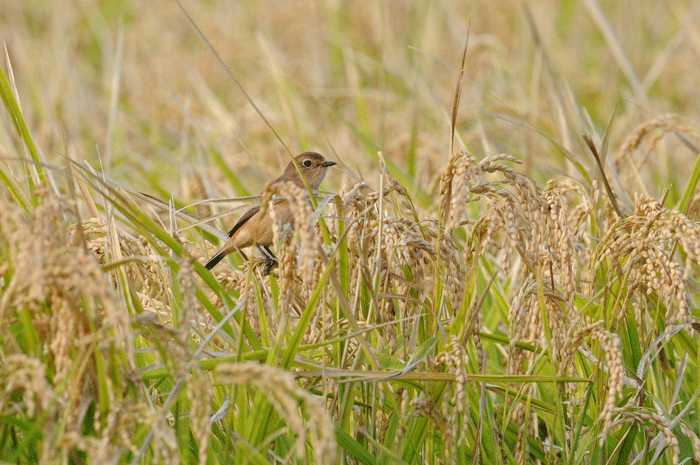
[{"x1": 227, "y1": 206, "x2": 260, "y2": 237}]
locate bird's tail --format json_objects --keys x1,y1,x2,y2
[{"x1": 205, "y1": 251, "x2": 226, "y2": 270}]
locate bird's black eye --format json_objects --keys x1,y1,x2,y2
[{"x1": 302, "y1": 160, "x2": 313, "y2": 168}]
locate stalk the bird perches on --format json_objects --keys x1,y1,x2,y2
[{"x1": 205, "y1": 152, "x2": 336, "y2": 273}]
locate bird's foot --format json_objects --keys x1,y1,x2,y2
[
  {"x1": 262, "y1": 257, "x2": 278, "y2": 276},
  {"x1": 256, "y1": 244, "x2": 279, "y2": 276}
]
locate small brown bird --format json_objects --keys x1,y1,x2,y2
[{"x1": 205, "y1": 152, "x2": 336, "y2": 272}]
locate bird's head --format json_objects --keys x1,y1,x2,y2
[{"x1": 281, "y1": 152, "x2": 336, "y2": 189}]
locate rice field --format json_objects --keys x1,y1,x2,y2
[{"x1": 1, "y1": 1, "x2": 699, "y2": 463}]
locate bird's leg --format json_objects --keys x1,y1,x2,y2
[{"x1": 256, "y1": 244, "x2": 278, "y2": 275}]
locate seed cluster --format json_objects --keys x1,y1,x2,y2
[{"x1": 216, "y1": 362, "x2": 336, "y2": 464}]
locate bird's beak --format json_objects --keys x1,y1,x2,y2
[{"x1": 322, "y1": 161, "x2": 337, "y2": 168}]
